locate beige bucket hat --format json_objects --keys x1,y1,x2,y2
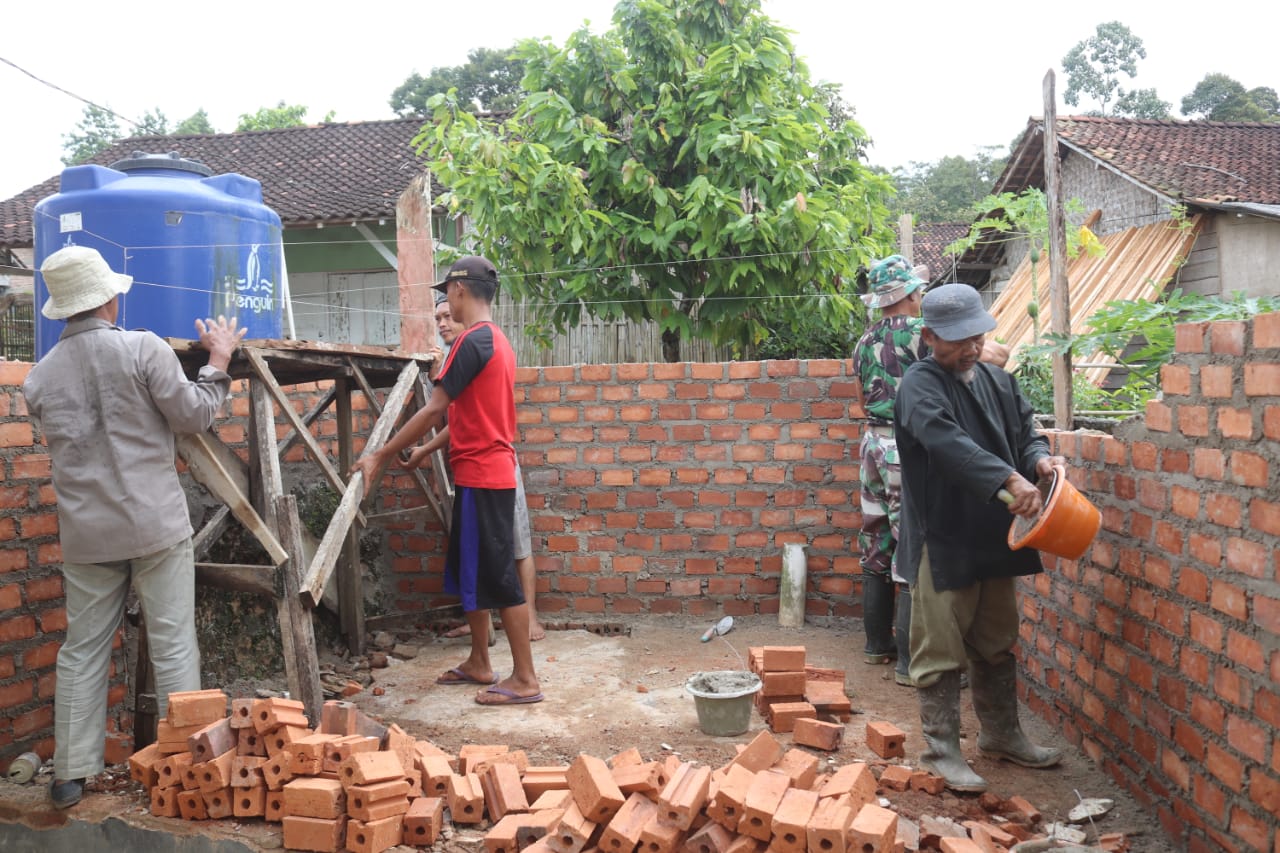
[{"x1": 40, "y1": 246, "x2": 132, "y2": 320}]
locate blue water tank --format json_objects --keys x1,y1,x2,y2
[{"x1": 33, "y1": 152, "x2": 284, "y2": 359}]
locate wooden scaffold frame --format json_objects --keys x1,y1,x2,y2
[{"x1": 132, "y1": 338, "x2": 447, "y2": 735}]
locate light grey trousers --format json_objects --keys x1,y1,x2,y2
[{"x1": 55, "y1": 538, "x2": 201, "y2": 780}]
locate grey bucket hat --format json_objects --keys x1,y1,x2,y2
[{"x1": 920, "y1": 283, "x2": 996, "y2": 341}]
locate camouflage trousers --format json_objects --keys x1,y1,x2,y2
[{"x1": 859, "y1": 426, "x2": 903, "y2": 582}]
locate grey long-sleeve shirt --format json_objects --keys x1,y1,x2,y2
[
  {"x1": 23, "y1": 318, "x2": 232, "y2": 564},
  {"x1": 893, "y1": 358, "x2": 1049, "y2": 590}
]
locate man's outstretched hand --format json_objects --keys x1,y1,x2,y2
[{"x1": 195, "y1": 315, "x2": 247, "y2": 373}]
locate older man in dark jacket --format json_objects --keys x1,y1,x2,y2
[{"x1": 893, "y1": 283, "x2": 1065, "y2": 793}]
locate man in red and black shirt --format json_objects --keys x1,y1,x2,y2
[{"x1": 353, "y1": 256, "x2": 542, "y2": 706}]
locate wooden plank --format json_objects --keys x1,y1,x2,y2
[
  {"x1": 1043, "y1": 72, "x2": 1073, "y2": 429},
  {"x1": 249, "y1": 380, "x2": 284, "y2": 535},
  {"x1": 192, "y1": 505, "x2": 232, "y2": 563},
  {"x1": 195, "y1": 562, "x2": 277, "y2": 598},
  {"x1": 274, "y1": 494, "x2": 324, "y2": 725},
  {"x1": 176, "y1": 432, "x2": 288, "y2": 566},
  {"x1": 335, "y1": 378, "x2": 366, "y2": 654},
  {"x1": 245, "y1": 348, "x2": 365, "y2": 527},
  {"x1": 301, "y1": 361, "x2": 421, "y2": 607},
  {"x1": 351, "y1": 361, "x2": 449, "y2": 531}
]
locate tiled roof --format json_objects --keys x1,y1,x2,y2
[
  {"x1": 997, "y1": 115, "x2": 1280, "y2": 205},
  {"x1": 1, "y1": 118, "x2": 442, "y2": 249},
  {"x1": 893, "y1": 221, "x2": 972, "y2": 284}
]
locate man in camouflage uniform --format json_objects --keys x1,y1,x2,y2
[{"x1": 852, "y1": 256, "x2": 928, "y2": 680}]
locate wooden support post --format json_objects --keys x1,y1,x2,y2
[
  {"x1": 245, "y1": 349, "x2": 365, "y2": 526},
  {"x1": 351, "y1": 362, "x2": 449, "y2": 531},
  {"x1": 301, "y1": 361, "x2": 418, "y2": 607},
  {"x1": 1043, "y1": 70, "x2": 1073, "y2": 429},
  {"x1": 336, "y1": 377, "x2": 366, "y2": 654},
  {"x1": 274, "y1": 493, "x2": 324, "y2": 725},
  {"x1": 249, "y1": 379, "x2": 284, "y2": 534},
  {"x1": 192, "y1": 505, "x2": 232, "y2": 562}
]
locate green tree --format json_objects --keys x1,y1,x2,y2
[
  {"x1": 175, "y1": 108, "x2": 216, "y2": 135},
  {"x1": 236, "y1": 102, "x2": 332, "y2": 132},
  {"x1": 415, "y1": 0, "x2": 894, "y2": 362},
  {"x1": 889, "y1": 149, "x2": 1006, "y2": 223},
  {"x1": 135, "y1": 108, "x2": 170, "y2": 136},
  {"x1": 1113, "y1": 88, "x2": 1171, "y2": 119},
  {"x1": 391, "y1": 46, "x2": 527, "y2": 115},
  {"x1": 1181, "y1": 73, "x2": 1280, "y2": 121},
  {"x1": 62, "y1": 104, "x2": 122, "y2": 165},
  {"x1": 1062, "y1": 22, "x2": 1164, "y2": 117}
]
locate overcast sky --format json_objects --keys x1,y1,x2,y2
[{"x1": 3, "y1": 1, "x2": 1275, "y2": 201}]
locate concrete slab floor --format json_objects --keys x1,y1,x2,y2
[{"x1": 0, "y1": 616, "x2": 1174, "y2": 851}]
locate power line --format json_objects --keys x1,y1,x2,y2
[{"x1": 0, "y1": 55, "x2": 140, "y2": 129}]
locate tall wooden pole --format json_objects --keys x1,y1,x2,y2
[{"x1": 1043, "y1": 70, "x2": 1073, "y2": 429}]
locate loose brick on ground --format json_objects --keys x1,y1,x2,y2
[
  {"x1": 567, "y1": 752, "x2": 627, "y2": 823},
  {"x1": 864, "y1": 721, "x2": 906, "y2": 759},
  {"x1": 792, "y1": 717, "x2": 844, "y2": 751}
]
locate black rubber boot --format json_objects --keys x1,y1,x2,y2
[
  {"x1": 918, "y1": 670, "x2": 987, "y2": 792},
  {"x1": 861, "y1": 574, "x2": 897, "y2": 664},
  {"x1": 971, "y1": 657, "x2": 1063, "y2": 768},
  {"x1": 893, "y1": 585, "x2": 913, "y2": 685}
]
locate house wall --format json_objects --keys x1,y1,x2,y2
[
  {"x1": 1217, "y1": 214, "x2": 1280, "y2": 299},
  {"x1": 1, "y1": 317, "x2": 1278, "y2": 851}
]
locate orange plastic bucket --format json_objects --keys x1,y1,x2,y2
[{"x1": 1007, "y1": 465, "x2": 1101, "y2": 560}]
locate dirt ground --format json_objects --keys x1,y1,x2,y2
[
  {"x1": 348, "y1": 614, "x2": 1174, "y2": 852},
  {"x1": 0, "y1": 614, "x2": 1176, "y2": 852}
]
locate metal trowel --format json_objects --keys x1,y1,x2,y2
[{"x1": 700, "y1": 615, "x2": 734, "y2": 642}]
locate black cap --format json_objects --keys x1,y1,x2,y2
[{"x1": 432, "y1": 255, "x2": 499, "y2": 293}]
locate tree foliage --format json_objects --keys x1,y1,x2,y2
[
  {"x1": 1062, "y1": 21, "x2": 1168, "y2": 118},
  {"x1": 62, "y1": 105, "x2": 122, "y2": 165},
  {"x1": 889, "y1": 149, "x2": 1006, "y2": 223},
  {"x1": 414, "y1": 0, "x2": 894, "y2": 361},
  {"x1": 391, "y1": 46, "x2": 527, "y2": 115},
  {"x1": 1181, "y1": 73, "x2": 1280, "y2": 121},
  {"x1": 235, "y1": 101, "x2": 332, "y2": 132},
  {"x1": 175, "y1": 109, "x2": 216, "y2": 135}
]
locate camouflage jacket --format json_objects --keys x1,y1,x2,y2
[{"x1": 852, "y1": 315, "x2": 928, "y2": 424}]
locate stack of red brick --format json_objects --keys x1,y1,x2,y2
[
  {"x1": 128, "y1": 689, "x2": 458, "y2": 852},
  {"x1": 126, "y1": 688, "x2": 1127, "y2": 853},
  {"x1": 748, "y1": 645, "x2": 850, "y2": 746}
]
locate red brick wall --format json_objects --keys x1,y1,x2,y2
[
  {"x1": 1025, "y1": 313, "x2": 1280, "y2": 853},
  {"x1": 504, "y1": 359, "x2": 864, "y2": 619}
]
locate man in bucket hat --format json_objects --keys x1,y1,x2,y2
[
  {"x1": 23, "y1": 245, "x2": 246, "y2": 808},
  {"x1": 892, "y1": 282, "x2": 1065, "y2": 792},
  {"x1": 353, "y1": 256, "x2": 542, "y2": 706},
  {"x1": 852, "y1": 258, "x2": 1008, "y2": 685}
]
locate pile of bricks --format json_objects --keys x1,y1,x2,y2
[
  {"x1": 125, "y1": 688, "x2": 1127, "y2": 853},
  {"x1": 748, "y1": 645, "x2": 851, "y2": 745},
  {"x1": 128, "y1": 689, "x2": 458, "y2": 852}
]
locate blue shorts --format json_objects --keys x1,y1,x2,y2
[{"x1": 445, "y1": 486, "x2": 523, "y2": 612}]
